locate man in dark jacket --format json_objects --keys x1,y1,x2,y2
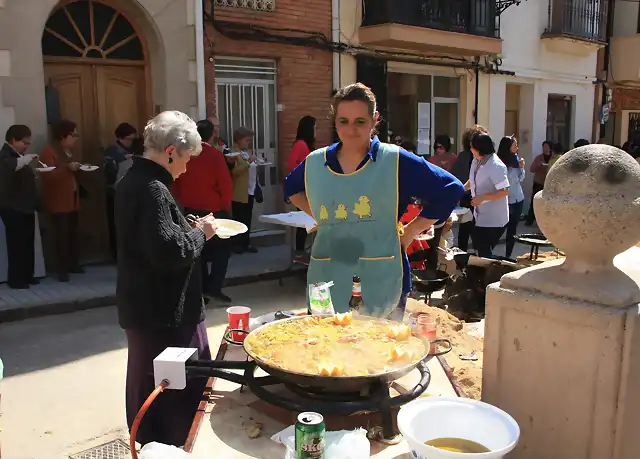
[
  {"x1": 104, "y1": 123, "x2": 137, "y2": 260},
  {"x1": 0, "y1": 125, "x2": 39, "y2": 288}
]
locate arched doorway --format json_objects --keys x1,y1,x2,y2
[{"x1": 41, "y1": 0, "x2": 151, "y2": 262}]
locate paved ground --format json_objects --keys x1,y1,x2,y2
[
  {"x1": 0, "y1": 244, "x2": 299, "y2": 322},
  {"x1": 0, "y1": 279, "x2": 306, "y2": 459}
]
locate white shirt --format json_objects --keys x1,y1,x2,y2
[
  {"x1": 469, "y1": 154, "x2": 509, "y2": 228},
  {"x1": 506, "y1": 166, "x2": 525, "y2": 204},
  {"x1": 242, "y1": 151, "x2": 258, "y2": 196}
]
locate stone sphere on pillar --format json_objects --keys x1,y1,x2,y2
[{"x1": 534, "y1": 144, "x2": 640, "y2": 273}]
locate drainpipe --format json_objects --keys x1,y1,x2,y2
[
  {"x1": 195, "y1": 0, "x2": 207, "y2": 119},
  {"x1": 474, "y1": 66, "x2": 479, "y2": 125},
  {"x1": 331, "y1": 0, "x2": 340, "y2": 90}
]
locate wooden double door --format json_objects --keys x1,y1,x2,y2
[{"x1": 43, "y1": 62, "x2": 148, "y2": 263}]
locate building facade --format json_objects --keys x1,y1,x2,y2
[
  {"x1": 338, "y1": 0, "x2": 504, "y2": 154},
  {"x1": 0, "y1": 0, "x2": 205, "y2": 277},
  {"x1": 205, "y1": 0, "x2": 334, "y2": 235},
  {"x1": 487, "y1": 0, "x2": 607, "y2": 208},
  {"x1": 601, "y1": 0, "x2": 640, "y2": 147}
]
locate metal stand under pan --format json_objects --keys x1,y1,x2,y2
[{"x1": 185, "y1": 358, "x2": 432, "y2": 442}]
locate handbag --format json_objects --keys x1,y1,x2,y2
[{"x1": 254, "y1": 181, "x2": 264, "y2": 204}]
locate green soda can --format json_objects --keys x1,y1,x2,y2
[{"x1": 295, "y1": 412, "x2": 326, "y2": 459}]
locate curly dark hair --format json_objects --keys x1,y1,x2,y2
[
  {"x1": 462, "y1": 125, "x2": 488, "y2": 151},
  {"x1": 51, "y1": 120, "x2": 77, "y2": 141}
]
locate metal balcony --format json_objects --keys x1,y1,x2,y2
[
  {"x1": 541, "y1": 0, "x2": 608, "y2": 54},
  {"x1": 360, "y1": 0, "x2": 502, "y2": 56}
]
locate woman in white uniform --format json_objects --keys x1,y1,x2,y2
[{"x1": 465, "y1": 132, "x2": 509, "y2": 258}]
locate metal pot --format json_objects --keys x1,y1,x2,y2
[
  {"x1": 411, "y1": 269, "x2": 452, "y2": 295},
  {"x1": 223, "y1": 315, "x2": 451, "y2": 393}
]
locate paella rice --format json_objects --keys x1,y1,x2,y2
[{"x1": 244, "y1": 313, "x2": 428, "y2": 377}]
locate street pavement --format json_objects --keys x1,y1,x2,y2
[{"x1": 0, "y1": 279, "x2": 306, "y2": 459}]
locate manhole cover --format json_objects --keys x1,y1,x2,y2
[{"x1": 69, "y1": 439, "x2": 131, "y2": 459}]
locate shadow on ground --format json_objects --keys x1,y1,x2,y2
[{"x1": 0, "y1": 279, "x2": 305, "y2": 378}]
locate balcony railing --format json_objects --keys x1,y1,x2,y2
[
  {"x1": 362, "y1": 0, "x2": 500, "y2": 39},
  {"x1": 544, "y1": 0, "x2": 608, "y2": 42}
]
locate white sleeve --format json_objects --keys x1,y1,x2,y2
[
  {"x1": 15, "y1": 155, "x2": 32, "y2": 171},
  {"x1": 490, "y1": 163, "x2": 510, "y2": 190}
]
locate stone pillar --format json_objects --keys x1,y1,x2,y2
[{"x1": 482, "y1": 145, "x2": 640, "y2": 459}]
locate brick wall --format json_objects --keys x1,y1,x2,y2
[{"x1": 204, "y1": 0, "x2": 334, "y2": 179}]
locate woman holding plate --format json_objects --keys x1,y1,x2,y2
[
  {"x1": 115, "y1": 111, "x2": 217, "y2": 447},
  {"x1": 40, "y1": 119, "x2": 84, "y2": 282},
  {"x1": 227, "y1": 127, "x2": 259, "y2": 254},
  {"x1": 284, "y1": 83, "x2": 464, "y2": 319}
]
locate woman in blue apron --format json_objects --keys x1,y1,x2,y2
[{"x1": 284, "y1": 83, "x2": 464, "y2": 319}]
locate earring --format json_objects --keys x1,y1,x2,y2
[{"x1": 168, "y1": 155, "x2": 173, "y2": 164}]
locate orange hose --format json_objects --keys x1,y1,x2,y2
[{"x1": 130, "y1": 379, "x2": 169, "y2": 459}]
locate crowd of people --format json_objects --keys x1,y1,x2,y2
[{"x1": 0, "y1": 113, "x2": 262, "y2": 293}]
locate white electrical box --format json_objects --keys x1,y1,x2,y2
[{"x1": 153, "y1": 347, "x2": 198, "y2": 390}]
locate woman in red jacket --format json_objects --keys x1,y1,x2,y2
[{"x1": 287, "y1": 115, "x2": 316, "y2": 256}]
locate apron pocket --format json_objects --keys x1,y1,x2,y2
[{"x1": 359, "y1": 256, "x2": 396, "y2": 261}]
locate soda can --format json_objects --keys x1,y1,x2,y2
[{"x1": 295, "y1": 412, "x2": 325, "y2": 459}]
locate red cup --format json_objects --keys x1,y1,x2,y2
[{"x1": 227, "y1": 306, "x2": 251, "y2": 343}]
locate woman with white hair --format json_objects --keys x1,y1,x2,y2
[{"x1": 115, "y1": 111, "x2": 217, "y2": 448}]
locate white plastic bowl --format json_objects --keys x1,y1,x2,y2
[{"x1": 397, "y1": 397, "x2": 520, "y2": 459}]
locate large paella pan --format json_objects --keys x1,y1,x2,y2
[{"x1": 224, "y1": 312, "x2": 451, "y2": 392}]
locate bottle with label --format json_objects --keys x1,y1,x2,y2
[{"x1": 349, "y1": 275, "x2": 364, "y2": 314}]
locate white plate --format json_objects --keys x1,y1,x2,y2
[
  {"x1": 224, "y1": 151, "x2": 242, "y2": 158},
  {"x1": 35, "y1": 166, "x2": 56, "y2": 172},
  {"x1": 215, "y1": 218, "x2": 248, "y2": 239},
  {"x1": 80, "y1": 165, "x2": 99, "y2": 172}
]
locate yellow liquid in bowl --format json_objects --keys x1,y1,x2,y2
[{"x1": 424, "y1": 438, "x2": 490, "y2": 453}]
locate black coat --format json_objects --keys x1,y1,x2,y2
[
  {"x1": 0, "y1": 143, "x2": 38, "y2": 212},
  {"x1": 115, "y1": 157, "x2": 207, "y2": 329}
]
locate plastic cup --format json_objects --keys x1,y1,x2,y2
[
  {"x1": 226, "y1": 306, "x2": 251, "y2": 343},
  {"x1": 417, "y1": 314, "x2": 437, "y2": 353}
]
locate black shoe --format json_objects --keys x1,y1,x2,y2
[
  {"x1": 58, "y1": 273, "x2": 70, "y2": 282},
  {"x1": 29, "y1": 278, "x2": 40, "y2": 285},
  {"x1": 206, "y1": 291, "x2": 232, "y2": 303},
  {"x1": 69, "y1": 266, "x2": 85, "y2": 274},
  {"x1": 245, "y1": 246, "x2": 258, "y2": 253},
  {"x1": 8, "y1": 282, "x2": 29, "y2": 289}
]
